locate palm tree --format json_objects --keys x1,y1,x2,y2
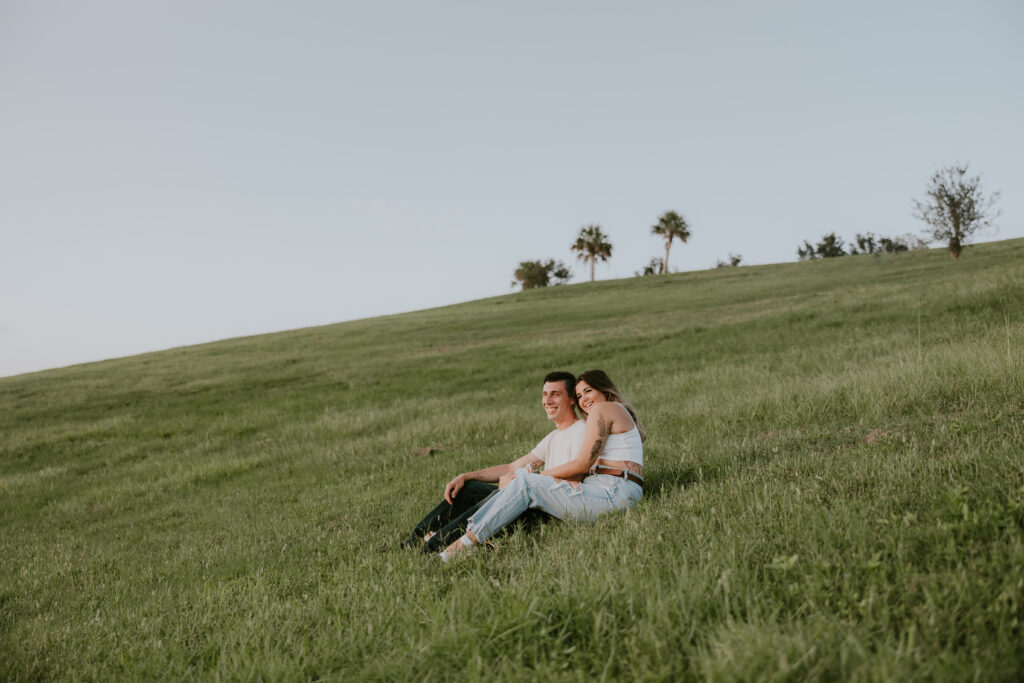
[
  {"x1": 651, "y1": 210, "x2": 690, "y2": 274},
  {"x1": 571, "y1": 225, "x2": 613, "y2": 282}
]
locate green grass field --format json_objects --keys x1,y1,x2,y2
[{"x1": 3, "y1": 239, "x2": 1023, "y2": 681}]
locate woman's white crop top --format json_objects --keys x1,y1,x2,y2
[{"x1": 600, "y1": 426, "x2": 643, "y2": 466}]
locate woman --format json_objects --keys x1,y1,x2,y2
[{"x1": 441, "y1": 369, "x2": 646, "y2": 561}]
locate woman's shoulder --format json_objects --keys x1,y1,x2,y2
[{"x1": 591, "y1": 401, "x2": 631, "y2": 421}]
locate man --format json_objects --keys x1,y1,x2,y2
[{"x1": 404, "y1": 371, "x2": 586, "y2": 553}]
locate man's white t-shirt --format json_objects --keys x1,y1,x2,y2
[{"x1": 531, "y1": 420, "x2": 586, "y2": 470}]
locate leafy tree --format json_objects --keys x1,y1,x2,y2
[
  {"x1": 851, "y1": 232, "x2": 912, "y2": 255},
  {"x1": 816, "y1": 233, "x2": 846, "y2": 258},
  {"x1": 636, "y1": 257, "x2": 664, "y2": 277},
  {"x1": 715, "y1": 253, "x2": 742, "y2": 268},
  {"x1": 512, "y1": 261, "x2": 549, "y2": 290},
  {"x1": 512, "y1": 259, "x2": 572, "y2": 290},
  {"x1": 651, "y1": 210, "x2": 690, "y2": 274},
  {"x1": 850, "y1": 233, "x2": 879, "y2": 255},
  {"x1": 571, "y1": 225, "x2": 613, "y2": 282},
  {"x1": 912, "y1": 164, "x2": 1001, "y2": 260},
  {"x1": 551, "y1": 261, "x2": 572, "y2": 283},
  {"x1": 797, "y1": 240, "x2": 818, "y2": 261},
  {"x1": 797, "y1": 233, "x2": 847, "y2": 260},
  {"x1": 878, "y1": 236, "x2": 910, "y2": 253}
]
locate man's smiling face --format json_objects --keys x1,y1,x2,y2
[{"x1": 541, "y1": 380, "x2": 574, "y2": 423}]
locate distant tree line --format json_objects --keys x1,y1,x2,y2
[
  {"x1": 798, "y1": 164, "x2": 1001, "y2": 262},
  {"x1": 513, "y1": 164, "x2": 1002, "y2": 290},
  {"x1": 513, "y1": 210, "x2": 694, "y2": 290},
  {"x1": 797, "y1": 232, "x2": 917, "y2": 260}
]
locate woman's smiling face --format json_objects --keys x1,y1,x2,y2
[{"x1": 575, "y1": 380, "x2": 607, "y2": 413}]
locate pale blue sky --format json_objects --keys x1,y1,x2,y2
[{"x1": 2, "y1": 0, "x2": 1022, "y2": 377}]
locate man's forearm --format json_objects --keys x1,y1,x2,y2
[
  {"x1": 463, "y1": 452, "x2": 540, "y2": 483},
  {"x1": 462, "y1": 463, "x2": 514, "y2": 483}
]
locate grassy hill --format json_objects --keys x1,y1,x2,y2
[{"x1": 2, "y1": 239, "x2": 1023, "y2": 681}]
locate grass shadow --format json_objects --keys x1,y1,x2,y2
[{"x1": 643, "y1": 465, "x2": 702, "y2": 499}]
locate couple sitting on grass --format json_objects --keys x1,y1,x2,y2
[{"x1": 404, "y1": 370, "x2": 646, "y2": 562}]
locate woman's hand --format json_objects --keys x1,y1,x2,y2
[
  {"x1": 444, "y1": 474, "x2": 467, "y2": 504},
  {"x1": 499, "y1": 464, "x2": 533, "y2": 489}
]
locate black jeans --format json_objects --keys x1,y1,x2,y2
[{"x1": 404, "y1": 479, "x2": 550, "y2": 553}]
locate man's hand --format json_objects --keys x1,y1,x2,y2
[{"x1": 444, "y1": 474, "x2": 467, "y2": 504}]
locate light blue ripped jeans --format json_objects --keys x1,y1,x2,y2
[{"x1": 466, "y1": 469, "x2": 642, "y2": 543}]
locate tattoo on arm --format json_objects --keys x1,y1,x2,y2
[{"x1": 588, "y1": 415, "x2": 609, "y2": 464}]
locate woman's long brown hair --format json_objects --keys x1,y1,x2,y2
[{"x1": 576, "y1": 369, "x2": 647, "y2": 442}]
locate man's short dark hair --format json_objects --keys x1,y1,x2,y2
[{"x1": 543, "y1": 371, "x2": 577, "y2": 405}]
